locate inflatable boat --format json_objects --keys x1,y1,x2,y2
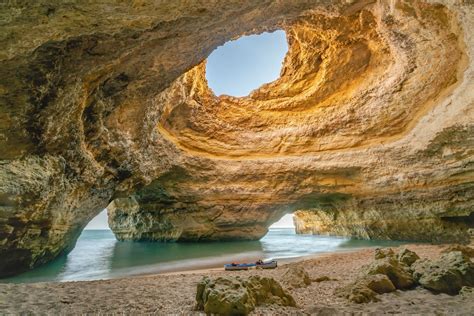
[
  {"x1": 224, "y1": 263, "x2": 255, "y2": 271},
  {"x1": 224, "y1": 260, "x2": 277, "y2": 271},
  {"x1": 256, "y1": 260, "x2": 277, "y2": 269}
]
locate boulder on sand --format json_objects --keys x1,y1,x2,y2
[
  {"x1": 362, "y1": 274, "x2": 397, "y2": 294},
  {"x1": 338, "y1": 273, "x2": 396, "y2": 302},
  {"x1": 374, "y1": 248, "x2": 395, "y2": 260},
  {"x1": 337, "y1": 247, "x2": 416, "y2": 304},
  {"x1": 412, "y1": 251, "x2": 474, "y2": 295},
  {"x1": 195, "y1": 275, "x2": 296, "y2": 315},
  {"x1": 364, "y1": 256, "x2": 415, "y2": 290},
  {"x1": 281, "y1": 265, "x2": 311, "y2": 288},
  {"x1": 397, "y1": 248, "x2": 420, "y2": 267},
  {"x1": 335, "y1": 274, "x2": 396, "y2": 303},
  {"x1": 336, "y1": 282, "x2": 379, "y2": 304}
]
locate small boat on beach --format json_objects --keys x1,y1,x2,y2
[
  {"x1": 224, "y1": 263, "x2": 255, "y2": 271},
  {"x1": 256, "y1": 260, "x2": 277, "y2": 269},
  {"x1": 224, "y1": 260, "x2": 277, "y2": 271}
]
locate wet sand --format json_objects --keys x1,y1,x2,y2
[{"x1": 1, "y1": 243, "x2": 473, "y2": 315}]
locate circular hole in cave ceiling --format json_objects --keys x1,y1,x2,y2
[{"x1": 205, "y1": 30, "x2": 288, "y2": 97}]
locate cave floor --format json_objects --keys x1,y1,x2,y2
[{"x1": 1, "y1": 243, "x2": 472, "y2": 315}]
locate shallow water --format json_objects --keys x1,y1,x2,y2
[{"x1": 2, "y1": 228, "x2": 406, "y2": 283}]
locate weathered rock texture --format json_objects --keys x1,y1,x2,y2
[
  {"x1": 336, "y1": 274, "x2": 396, "y2": 303},
  {"x1": 412, "y1": 251, "x2": 474, "y2": 294},
  {"x1": 0, "y1": 0, "x2": 473, "y2": 276},
  {"x1": 281, "y1": 265, "x2": 311, "y2": 289},
  {"x1": 338, "y1": 246, "x2": 474, "y2": 303},
  {"x1": 195, "y1": 276, "x2": 296, "y2": 314}
]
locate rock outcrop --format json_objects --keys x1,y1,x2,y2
[
  {"x1": 363, "y1": 251, "x2": 415, "y2": 290},
  {"x1": 337, "y1": 247, "x2": 417, "y2": 303},
  {"x1": 412, "y1": 251, "x2": 474, "y2": 295},
  {"x1": 195, "y1": 276, "x2": 296, "y2": 314},
  {"x1": 281, "y1": 265, "x2": 311, "y2": 289},
  {"x1": 338, "y1": 247, "x2": 474, "y2": 303},
  {"x1": 364, "y1": 257, "x2": 415, "y2": 290},
  {"x1": 1, "y1": 0, "x2": 473, "y2": 276},
  {"x1": 336, "y1": 274, "x2": 396, "y2": 303},
  {"x1": 397, "y1": 248, "x2": 420, "y2": 267}
]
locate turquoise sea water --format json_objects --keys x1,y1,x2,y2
[{"x1": 2, "y1": 228, "x2": 405, "y2": 283}]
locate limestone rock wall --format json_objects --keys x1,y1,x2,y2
[
  {"x1": 293, "y1": 125, "x2": 474, "y2": 243},
  {"x1": 1, "y1": 0, "x2": 473, "y2": 277}
]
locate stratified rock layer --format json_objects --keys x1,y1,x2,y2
[{"x1": 1, "y1": 1, "x2": 473, "y2": 276}]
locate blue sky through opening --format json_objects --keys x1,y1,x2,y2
[{"x1": 206, "y1": 30, "x2": 288, "y2": 97}]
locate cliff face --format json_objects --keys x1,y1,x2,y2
[
  {"x1": 0, "y1": 0, "x2": 473, "y2": 277},
  {"x1": 293, "y1": 125, "x2": 474, "y2": 242}
]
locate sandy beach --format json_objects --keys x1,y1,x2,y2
[{"x1": 1, "y1": 243, "x2": 473, "y2": 315}]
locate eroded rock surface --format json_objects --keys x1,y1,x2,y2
[
  {"x1": 1, "y1": 0, "x2": 473, "y2": 276},
  {"x1": 195, "y1": 276, "x2": 296, "y2": 315},
  {"x1": 412, "y1": 251, "x2": 474, "y2": 295},
  {"x1": 363, "y1": 253, "x2": 415, "y2": 290},
  {"x1": 339, "y1": 247, "x2": 474, "y2": 303},
  {"x1": 336, "y1": 247, "x2": 414, "y2": 303},
  {"x1": 281, "y1": 265, "x2": 311, "y2": 289},
  {"x1": 397, "y1": 248, "x2": 420, "y2": 267},
  {"x1": 336, "y1": 274, "x2": 396, "y2": 303}
]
